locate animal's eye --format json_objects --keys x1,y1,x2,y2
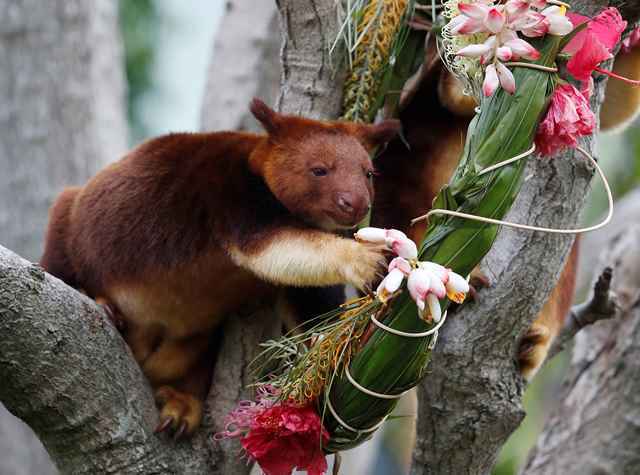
[
  {"x1": 311, "y1": 167, "x2": 328, "y2": 177},
  {"x1": 366, "y1": 170, "x2": 376, "y2": 179}
]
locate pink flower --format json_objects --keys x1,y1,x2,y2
[
  {"x1": 215, "y1": 385, "x2": 279, "y2": 439},
  {"x1": 388, "y1": 256, "x2": 412, "y2": 275},
  {"x1": 514, "y1": 11, "x2": 548, "y2": 37},
  {"x1": 535, "y1": 84, "x2": 595, "y2": 156},
  {"x1": 216, "y1": 395, "x2": 330, "y2": 475},
  {"x1": 541, "y1": 6, "x2": 573, "y2": 36},
  {"x1": 483, "y1": 64, "x2": 500, "y2": 96},
  {"x1": 407, "y1": 268, "x2": 446, "y2": 323},
  {"x1": 241, "y1": 404, "x2": 329, "y2": 475},
  {"x1": 564, "y1": 8, "x2": 627, "y2": 82},
  {"x1": 483, "y1": 63, "x2": 516, "y2": 96},
  {"x1": 376, "y1": 268, "x2": 405, "y2": 302},
  {"x1": 504, "y1": 38, "x2": 540, "y2": 60}
]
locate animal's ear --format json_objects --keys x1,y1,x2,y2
[
  {"x1": 250, "y1": 98, "x2": 282, "y2": 135},
  {"x1": 351, "y1": 119, "x2": 402, "y2": 151}
]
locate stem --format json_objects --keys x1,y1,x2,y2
[
  {"x1": 595, "y1": 66, "x2": 640, "y2": 86},
  {"x1": 505, "y1": 62, "x2": 558, "y2": 72}
]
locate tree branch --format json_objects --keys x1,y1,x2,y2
[
  {"x1": 523, "y1": 221, "x2": 640, "y2": 474},
  {"x1": 546, "y1": 266, "x2": 619, "y2": 361},
  {"x1": 276, "y1": 0, "x2": 346, "y2": 117},
  {"x1": 0, "y1": 246, "x2": 213, "y2": 474}
]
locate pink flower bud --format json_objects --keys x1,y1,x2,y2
[
  {"x1": 483, "y1": 64, "x2": 499, "y2": 96},
  {"x1": 496, "y1": 62, "x2": 516, "y2": 94},
  {"x1": 354, "y1": 227, "x2": 387, "y2": 243},
  {"x1": 376, "y1": 268, "x2": 405, "y2": 302},
  {"x1": 504, "y1": 38, "x2": 540, "y2": 60},
  {"x1": 391, "y1": 237, "x2": 418, "y2": 260},
  {"x1": 458, "y1": 2, "x2": 490, "y2": 20},
  {"x1": 457, "y1": 43, "x2": 493, "y2": 58},
  {"x1": 505, "y1": 0, "x2": 529, "y2": 19},
  {"x1": 419, "y1": 261, "x2": 449, "y2": 283},
  {"x1": 543, "y1": 6, "x2": 574, "y2": 36},
  {"x1": 425, "y1": 293, "x2": 443, "y2": 323},
  {"x1": 407, "y1": 268, "x2": 430, "y2": 302},
  {"x1": 389, "y1": 257, "x2": 412, "y2": 275},
  {"x1": 496, "y1": 46, "x2": 513, "y2": 61},
  {"x1": 485, "y1": 8, "x2": 506, "y2": 34},
  {"x1": 446, "y1": 272, "x2": 470, "y2": 303}
]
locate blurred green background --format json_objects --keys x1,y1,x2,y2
[{"x1": 119, "y1": 2, "x2": 640, "y2": 474}]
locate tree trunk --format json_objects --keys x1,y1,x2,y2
[
  {"x1": 522, "y1": 191, "x2": 640, "y2": 475},
  {"x1": 200, "y1": 0, "x2": 281, "y2": 132},
  {"x1": 0, "y1": 0, "x2": 128, "y2": 261}
]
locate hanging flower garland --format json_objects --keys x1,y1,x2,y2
[{"x1": 216, "y1": 2, "x2": 636, "y2": 474}]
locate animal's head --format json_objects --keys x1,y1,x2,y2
[{"x1": 248, "y1": 98, "x2": 401, "y2": 230}]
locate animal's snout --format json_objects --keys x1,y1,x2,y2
[{"x1": 336, "y1": 192, "x2": 370, "y2": 223}]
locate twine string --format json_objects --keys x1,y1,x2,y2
[
  {"x1": 370, "y1": 309, "x2": 448, "y2": 337},
  {"x1": 411, "y1": 145, "x2": 613, "y2": 235},
  {"x1": 344, "y1": 366, "x2": 410, "y2": 399},
  {"x1": 325, "y1": 396, "x2": 387, "y2": 434}
]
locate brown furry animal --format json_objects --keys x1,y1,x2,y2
[{"x1": 41, "y1": 99, "x2": 400, "y2": 436}]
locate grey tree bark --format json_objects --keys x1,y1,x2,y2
[
  {"x1": 522, "y1": 199, "x2": 640, "y2": 475},
  {"x1": 0, "y1": 1, "x2": 127, "y2": 474},
  {"x1": 200, "y1": 0, "x2": 281, "y2": 132},
  {"x1": 0, "y1": 0, "x2": 128, "y2": 261}
]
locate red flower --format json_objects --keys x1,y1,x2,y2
[
  {"x1": 241, "y1": 404, "x2": 330, "y2": 475},
  {"x1": 535, "y1": 84, "x2": 595, "y2": 156},
  {"x1": 564, "y1": 8, "x2": 626, "y2": 83}
]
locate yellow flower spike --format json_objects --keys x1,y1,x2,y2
[{"x1": 342, "y1": 0, "x2": 410, "y2": 122}]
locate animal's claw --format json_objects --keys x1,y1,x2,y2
[
  {"x1": 154, "y1": 416, "x2": 174, "y2": 434},
  {"x1": 174, "y1": 421, "x2": 188, "y2": 440}
]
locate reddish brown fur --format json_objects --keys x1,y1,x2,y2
[
  {"x1": 372, "y1": 56, "x2": 578, "y2": 379},
  {"x1": 41, "y1": 99, "x2": 400, "y2": 435}
]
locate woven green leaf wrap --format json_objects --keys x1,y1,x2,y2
[{"x1": 322, "y1": 36, "x2": 562, "y2": 451}]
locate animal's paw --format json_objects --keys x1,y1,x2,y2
[
  {"x1": 154, "y1": 386, "x2": 203, "y2": 440},
  {"x1": 468, "y1": 268, "x2": 491, "y2": 302},
  {"x1": 95, "y1": 297, "x2": 126, "y2": 332},
  {"x1": 517, "y1": 322, "x2": 551, "y2": 381},
  {"x1": 343, "y1": 241, "x2": 388, "y2": 291}
]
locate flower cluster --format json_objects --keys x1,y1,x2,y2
[
  {"x1": 449, "y1": 0, "x2": 572, "y2": 96},
  {"x1": 534, "y1": 8, "x2": 625, "y2": 156},
  {"x1": 535, "y1": 83, "x2": 595, "y2": 156},
  {"x1": 215, "y1": 386, "x2": 329, "y2": 475},
  {"x1": 355, "y1": 227, "x2": 469, "y2": 324}
]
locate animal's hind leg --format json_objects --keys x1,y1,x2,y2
[{"x1": 148, "y1": 334, "x2": 215, "y2": 439}]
